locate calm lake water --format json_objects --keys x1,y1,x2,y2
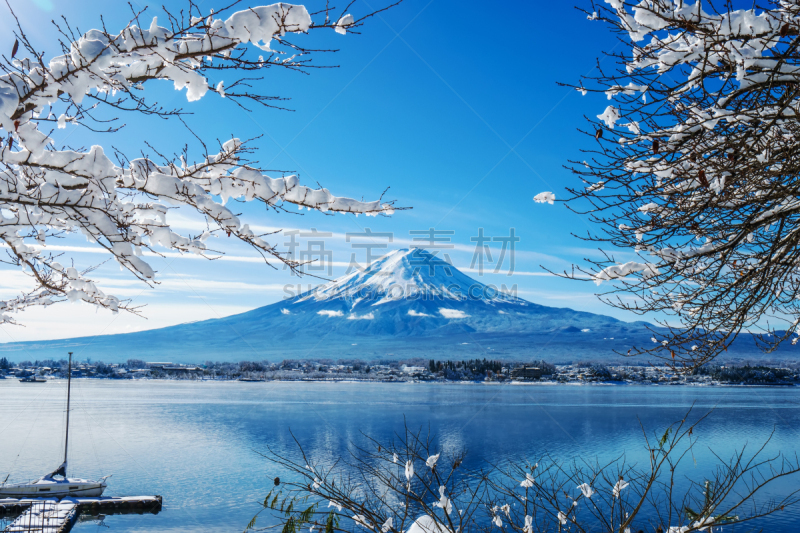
[{"x1": 1, "y1": 380, "x2": 799, "y2": 532}]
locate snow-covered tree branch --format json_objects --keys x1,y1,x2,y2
[
  {"x1": 253, "y1": 413, "x2": 800, "y2": 533},
  {"x1": 0, "y1": 0, "x2": 402, "y2": 325},
  {"x1": 562, "y1": 0, "x2": 800, "y2": 367}
]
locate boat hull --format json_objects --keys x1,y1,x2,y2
[{"x1": 0, "y1": 482, "x2": 106, "y2": 498}]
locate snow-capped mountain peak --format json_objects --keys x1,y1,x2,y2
[{"x1": 295, "y1": 248, "x2": 526, "y2": 307}]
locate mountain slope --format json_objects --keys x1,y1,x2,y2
[
  {"x1": 0, "y1": 249, "x2": 678, "y2": 363},
  {"x1": 240, "y1": 248, "x2": 639, "y2": 338}
]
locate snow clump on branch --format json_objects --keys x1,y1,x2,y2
[
  {"x1": 0, "y1": 2, "x2": 400, "y2": 325},
  {"x1": 566, "y1": 0, "x2": 800, "y2": 366}
]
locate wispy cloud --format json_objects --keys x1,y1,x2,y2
[
  {"x1": 0, "y1": 302, "x2": 252, "y2": 343},
  {"x1": 5, "y1": 243, "x2": 572, "y2": 279}
]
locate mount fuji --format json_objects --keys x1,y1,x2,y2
[{"x1": 0, "y1": 249, "x2": 667, "y2": 363}]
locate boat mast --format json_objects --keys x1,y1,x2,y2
[{"x1": 64, "y1": 351, "x2": 72, "y2": 476}]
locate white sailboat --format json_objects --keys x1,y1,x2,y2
[{"x1": 0, "y1": 352, "x2": 110, "y2": 498}]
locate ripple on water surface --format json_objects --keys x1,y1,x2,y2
[{"x1": 0, "y1": 381, "x2": 798, "y2": 532}]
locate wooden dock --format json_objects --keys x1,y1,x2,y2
[
  {"x1": 0, "y1": 496, "x2": 161, "y2": 533},
  {"x1": 3, "y1": 500, "x2": 77, "y2": 533}
]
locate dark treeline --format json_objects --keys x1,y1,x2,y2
[
  {"x1": 14, "y1": 358, "x2": 67, "y2": 369},
  {"x1": 693, "y1": 364, "x2": 796, "y2": 384},
  {"x1": 428, "y1": 359, "x2": 503, "y2": 374},
  {"x1": 1, "y1": 357, "x2": 799, "y2": 384},
  {"x1": 424, "y1": 359, "x2": 560, "y2": 381},
  {"x1": 572, "y1": 362, "x2": 615, "y2": 379}
]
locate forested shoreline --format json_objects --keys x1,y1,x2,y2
[{"x1": 2, "y1": 356, "x2": 798, "y2": 386}]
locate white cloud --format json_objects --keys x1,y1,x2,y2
[
  {"x1": 408, "y1": 309, "x2": 432, "y2": 317},
  {"x1": 0, "y1": 243, "x2": 576, "y2": 280},
  {"x1": 0, "y1": 242, "x2": 355, "y2": 267},
  {"x1": 347, "y1": 312, "x2": 374, "y2": 320},
  {"x1": 318, "y1": 310, "x2": 344, "y2": 317},
  {"x1": 0, "y1": 302, "x2": 252, "y2": 343},
  {"x1": 439, "y1": 308, "x2": 469, "y2": 319},
  {"x1": 157, "y1": 277, "x2": 287, "y2": 294},
  {"x1": 281, "y1": 308, "x2": 291, "y2": 315},
  {"x1": 460, "y1": 268, "x2": 560, "y2": 277}
]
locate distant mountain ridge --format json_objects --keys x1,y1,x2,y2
[{"x1": 0, "y1": 249, "x2": 761, "y2": 363}]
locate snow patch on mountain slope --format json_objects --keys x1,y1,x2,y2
[
  {"x1": 439, "y1": 309, "x2": 469, "y2": 319},
  {"x1": 348, "y1": 312, "x2": 375, "y2": 320}
]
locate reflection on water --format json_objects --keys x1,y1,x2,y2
[{"x1": 0, "y1": 380, "x2": 798, "y2": 532}]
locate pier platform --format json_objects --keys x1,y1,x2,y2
[
  {"x1": 0, "y1": 496, "x2": 161, "y2": 533},
  {"x1": 3, "y1": 500, "x2": 76, "y2": 533}
]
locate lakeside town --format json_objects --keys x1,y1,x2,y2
[{"x1": 1, "y1": 356, "x2": 798, "y2": 386}]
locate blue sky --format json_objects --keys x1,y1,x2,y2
[{"x1": 0, "y1": 0, "x2": 639, "y2": 342}]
